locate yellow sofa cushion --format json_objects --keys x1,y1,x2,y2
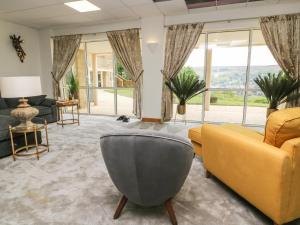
[
  {"x1": 188, "y1": 127, "x2": 202, "y2": 144},
  {"x1": 188, "y1": 124, "x2": 264, "y2": 145},
  {"x1": 264, "y1": 108, "x2": 300, "y2": 147}
]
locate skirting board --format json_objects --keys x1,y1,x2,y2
[{"x1": 142, "y1": 118, "x2": 161, "y2": 123}]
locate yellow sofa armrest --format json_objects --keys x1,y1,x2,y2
[{"x1": 202, "y1": 124, "x2": 292, "y2": 224}]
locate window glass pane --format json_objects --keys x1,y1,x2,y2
[
  {"x1": 64, "y1": 43, "x2": 88, "y2": 113},
  {"x1": 116, "y1": 61, "x2": 134, "y2": 88},
  {"x1": 248, "y1": 30, "x2": 281, "y2": 89},
  {"x1": 90, "y1": 89, "x2": 115, "y2": 115},
  {"x1": 86, "y1": 41, "x2": 115, "y2": 115},
  {"x1": 208, "y1": 31, "x2": 249, "y2": 89},
  {"x1": 245, "y1": 30, "x2": 281, "y2": 125},
  {"x1": 204, "y1": 90, "x2": 244, "y2": 123},
  {"x1": 172, "y1": 35, "x2": 205, "y2": 121},
  {"x1": 117, "y1": 88, "x2": 134, "y2": 116},
  {"x1": 246, "y1": 90, "x2": 268, "y2": 125},
  {"x1": 87, "y1": 41, "x2": 114, "y2": 88}
]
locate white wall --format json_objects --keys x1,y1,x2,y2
[
  {"x1": 0, "y1": 20, "x2": 41, "y2": 78},
  {"x1": 39, "y1": 29, "x2": 54, "y2": 97},
  {"x1": 141, "y1": 16, "x2": 165, "y2": 119}
]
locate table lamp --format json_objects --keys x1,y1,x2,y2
[{"x1": 0, "y1": 76, "x2": 42, "y2": 128}]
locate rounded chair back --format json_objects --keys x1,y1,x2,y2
[{"x1": 100, "y1": 130, "x2": 194, "y2": 207}]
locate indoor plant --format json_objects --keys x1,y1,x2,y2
[
  {"x1": 66, "y1": 70, "x2": 80, "y2": 100},
  {"x1": 254, "y1": 71, "x2": 300, "y2": 117},
  {"x1": 165, "y1": 67, "x2": 207, "y2": 115}
]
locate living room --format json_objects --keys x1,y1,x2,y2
[{"x1": 0, "y1": 0, "x2": 300, "y2": 225}]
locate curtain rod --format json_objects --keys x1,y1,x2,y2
[
  {"x1": 164, "y1": 16, "x2": 260, "y2": 27},
  {"x1": 50, "y1": 27, "x2": 142, "y2": 38}
]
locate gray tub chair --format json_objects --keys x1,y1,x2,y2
[{"x1": 100, "y1": 130, "x2": 194, "y2": 225}]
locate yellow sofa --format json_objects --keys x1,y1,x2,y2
[{"x1": 188, "y1": 108, "x2": 300, "y2": 225}]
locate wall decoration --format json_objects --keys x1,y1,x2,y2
[{"x1": 9, "y1": 34, "x2": 26, "y2": 63}]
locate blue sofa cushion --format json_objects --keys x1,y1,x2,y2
[
  {"x1": 34, "y1": 106, "x2": 51, "y2": 116},
  {"x1": 0, "y1": 109, "x2": 11, "y2": 116},
  {"x1": 28, "y1": 95, "x2": 47, "y2": 106},
  {"x1": 4, "y1": 98, "x2": 19, "y2": 108},
  {"x1": 0, "y1": 115, "x2": 19, "y2": 141}
]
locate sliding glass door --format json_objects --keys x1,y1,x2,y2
[
  {"x1": 63, "y1": 40, "x2": 134, "y2": 117},
  {"x1": 177, "y1": 29, "x2": 280, "y2": 125}
]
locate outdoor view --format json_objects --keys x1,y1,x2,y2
[
  {"x1": 62, "y1": 41, "x2": 134, "y2": 116},
  {"x1": 174, "y1": 29, "x2": 280, "y2": 125},
  {"x1": 62, "y1": 29, "x2": 280, "y2": 126}
]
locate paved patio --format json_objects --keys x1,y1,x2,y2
[{"x1": 75, "y1": 90, "x2": 266, "y2": 125}]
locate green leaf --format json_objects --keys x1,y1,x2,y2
[
  {"x1": 165, "y1": 67, "x2": 207, "y2": 105},
  {"x1": 254, "y1": 71, "x2": 300, "y2": 109}
]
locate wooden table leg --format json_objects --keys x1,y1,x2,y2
[
  {"x1": 61, "y1": 107, "x2": 64, "y2": 127},
  {"x1": 164, "y1": 198, "x2": 178, "y2": 225},
  {"x1": 24, "y1": 132, "x2": 28, "y2": 152},
  {"x1": 34, "y1": 126, "x2": 39, "y2": 160},
  {"x1": 77, "y1": 103, "x2": 80, "y2": 126},
  {"x1": 113, "y1": 195, "x2": 128, "y2": 219},
  {"x1": 45, "y1": 120, "x2": 49, "y2": 152},
  {"x1": 9, "y1": 126, "x2": 16, "y2": 161}
]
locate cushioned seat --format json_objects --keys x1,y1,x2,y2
[
  {"x1": 189, "y1": 107, "x2": 300, "y2": 225},
  {"x1": 188, "y1": 124, "x2": 263, "y2": 156},
  {"x1": 100, "y1": 130, "x2": 194, "y2": 225},
  {"x1": 0, "y1": 109, "x2": 12, "y2": 116},
  {"x1": 0, "y1": 115, "x2": 19, "y2": 141},
  {"x1": 34, "y1": 106, "x2": 52, "y2": 116}
]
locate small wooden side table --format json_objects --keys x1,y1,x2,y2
[
  {"x1": 56, "y1": 99, "x2": 80, "y2": 127},
  {"x1": 9, "y1": 121, "x2": 49, "y2": 161}
]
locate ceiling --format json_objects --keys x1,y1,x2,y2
[{"x1": 0, "y1": 0, "x2": 295, "y2": 29}]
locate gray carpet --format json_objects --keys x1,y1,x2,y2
[{"x1": 0, "y1": 115, "x2": 299, "y2": 225}]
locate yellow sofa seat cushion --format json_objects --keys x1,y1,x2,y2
[
  {"x1": 264, "y1": 108, "x2": 300, "y2": 148},
  {"x1": 188, "y1": 127, "x2": 202, "y2": 144},
  {"x1": 188, "y1": 124, "x2": 263, "y2": 145}
]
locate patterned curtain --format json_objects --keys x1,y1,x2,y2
[
  {"x1": 260, "y1": 13, "x2": 300, "y2": 107},
  {"x1": 107, "y1": 28, "x2": 143, "y2": 119},
  {"x1": 51, "y1": 34, "x2": 82, "y2": 99},
  {"x1": 161, "y1": 23, "x2": 204, "y2": 121}
]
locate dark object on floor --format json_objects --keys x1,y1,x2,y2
[
  {"x1": 122, "y1": 117, "x2": 130, "y2": 123},
  {"x1": 100, "y1": 130, "x2": 194, "y2": 225},
  {"x1": 0, "y1": 95, "x2": 58, "y2": 158},
  {"x1": 116, "y1": 115, "x2": 126, "y2": 121}
]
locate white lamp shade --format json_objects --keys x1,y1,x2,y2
[{"x1": 0, "y1": 76, "x2": 42, "y2": 98}]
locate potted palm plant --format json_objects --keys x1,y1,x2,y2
[
  {"x1": 66, "y1": 70, "x2": 79, "y2": 100},
  {"x1": 254, "y1": 71, "x2": 300, "y2": 117},
  {"x1": 165, "y1": 67, "x2": 207, "y2": 115}
]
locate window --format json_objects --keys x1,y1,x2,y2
[
  {"x1": 175, "y1": 29, "x2": 280, "y2": 125},
  {"x1": 245, "y1": 30, "x2": 280, "y2": 125},
  {"x1": 173, "y1": 35, "x2": 205, "y2": 121},
  {"x1": 63, "y1": 39, "x2": 135, "y2": 116}
]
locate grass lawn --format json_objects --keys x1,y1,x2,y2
[{"x1": 105, "y1": 89, "x2": 268, "y2": 107}]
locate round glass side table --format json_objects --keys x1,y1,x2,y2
[{"x1": 9, "y1": 121, "x2": 49, "y2": 161}]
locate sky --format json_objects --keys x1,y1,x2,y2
[{"x1": 185, "y1": 46, "x2": 278, "y2": 67}]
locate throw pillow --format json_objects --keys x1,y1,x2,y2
[
  {"x1": 4, "y1": 97, "x2": 20, "y2": 108},
  {"x1": 28, "y1": 95, "x2": 47, "y2": 106},
  {"x1": 264, "y1": 107, "x2": 300, "y2": 147},
  {"x1": 0, "y1": 98, "x2": 7, "y2": 109}
]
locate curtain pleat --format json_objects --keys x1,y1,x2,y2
[
  {"x1": 51, "y1": 34, "x2": 82, "y2": 99},
  {"x1": 107, "y1": 28, "x2": 143, "y2": 118},
  {"x1": 260, "y1": 13, "x2": 300, "y2": 107},
  {"x1": 161, "y1": 23, "x2": 204, "y2": 121}
]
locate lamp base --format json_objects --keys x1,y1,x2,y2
[{"x1": 11, "y1": 98, "x2": 39, "y2": 129}]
